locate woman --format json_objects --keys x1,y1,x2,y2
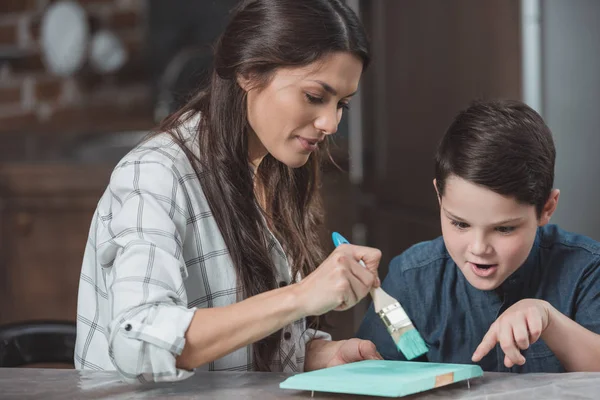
[{"x1": 75, "y1": 0, "x2": 382, "y2": 382}]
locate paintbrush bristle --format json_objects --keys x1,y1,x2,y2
[
  {"x1": 397, "y1": 329, "x2": 428, "y2": 360},
  {"x1": 370, "y1": 287, "x2": 428, "y2": 360}
]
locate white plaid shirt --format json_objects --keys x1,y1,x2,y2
[{"x1": 74, "y1": 117, "x2": 330, "y2": 383}]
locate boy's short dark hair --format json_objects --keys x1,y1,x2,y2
[{"x1": 434, "y1": 99, "x2": 556, "y2": 218}]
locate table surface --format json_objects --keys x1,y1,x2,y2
[{"x1": 1, "y1": 368, "x2": 600, "y2": 399}]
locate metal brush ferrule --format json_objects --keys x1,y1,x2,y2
[{"x1": 377, "y1": 303, "x2": 411, "y2": 332}]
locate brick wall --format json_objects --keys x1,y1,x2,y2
[{"x1": 0, "y1": 0, "x2": 153, "y2": 135}]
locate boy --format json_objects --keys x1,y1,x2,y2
[{"x1": 357, "y1": 100, "x2": 600, "y2": 373}]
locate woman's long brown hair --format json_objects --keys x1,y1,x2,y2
[{"x1": 155, "y1": 0, "x2": 370, "y2": 371}]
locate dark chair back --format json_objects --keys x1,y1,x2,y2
[{"x1": 0, "y1": 321, "x2": 76, "y2": 367}]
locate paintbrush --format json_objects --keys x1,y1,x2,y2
[{"x1": 332, "y1": 232, "x2": 428, "y2": 360}]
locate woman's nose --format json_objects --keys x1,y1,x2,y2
[{"x1": 314, "y1": 106, "x2": 341, "y2": 135}]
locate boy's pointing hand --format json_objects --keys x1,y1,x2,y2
[{"x1": 472, "y1": 299, "x2": 552, "y2": 368}]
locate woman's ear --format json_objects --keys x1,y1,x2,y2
[
  {"x1": 237, "y1": 73, "x2": 252, "y2": 92},
  {"x1": 538, "y1": 189, "x2": 560, "y2": 226}
]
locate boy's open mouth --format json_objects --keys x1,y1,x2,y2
[{"x1": 469, "y1": 262, "x2": 499, "y2": 277}]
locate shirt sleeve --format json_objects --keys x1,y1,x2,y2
[
  {"x1": 304, "y1": 329, "x2": 332, "y2": 343},
  {"x1": 574, "y1": 254, "x2": 600, "y2": 334},
  {"x1": 356, "y1": 256, "x2": 407, "y2": 361},
  {"x1": 98, "y1": 159, "x2": 197, "y2": 383}
]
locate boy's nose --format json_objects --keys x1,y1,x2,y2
[{"x1": 469, "y1": 234, "x2": 491, "y2": 256}]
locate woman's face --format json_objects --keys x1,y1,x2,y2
[{"x1": 242, "y1": 52, "x2": 363, "y2": 168}]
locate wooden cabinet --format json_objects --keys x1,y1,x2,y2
[
  {"x1": 0, "y1": 165, "x2": 112, "y2": 325},
  {"x1": 359, "y1": 0, "x2": 522, "y2": 272}
]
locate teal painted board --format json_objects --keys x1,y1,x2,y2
[{"x1": 280, "y1": 360, "x2": 484, "y2": 397}]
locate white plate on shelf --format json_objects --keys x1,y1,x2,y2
[
  {"x1": 89, "y1": 29, "x2": 128, "y2": 74},
  {"x1": 40, "y1": 1, "x2": 89, "y2": 76}
]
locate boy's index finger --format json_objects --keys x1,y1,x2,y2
[{"x1": 472, "y1": 326, "x2": 498, "y2": 362}]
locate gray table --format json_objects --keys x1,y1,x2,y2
[{"x1": 1, "y1": 368, "x2": 599, "y2": 399}]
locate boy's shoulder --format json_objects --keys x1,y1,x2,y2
[
  {"x1": 539, "y1": 224, "x2": 600, "y2": 257},
  {"x1": 389, "y1": 235, "x2": 451, "y2": 275}
]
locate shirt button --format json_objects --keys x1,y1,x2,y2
[
  {"x1": 279, "y1": 281, "x2": 288, "y2": 288},
  {"x1": 124, "y1": 324, "x2": 132, "y2": 332},
  {"x1": 284, "y1": 331, "x2": 292, "y2": 340}
]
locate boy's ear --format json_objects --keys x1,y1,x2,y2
[
  {"x1": 433, "y1": 179, "x2": 441, "y2": 205},
  {"x1": 538, "y1": 189, "x2": 560, "y2": 226}
]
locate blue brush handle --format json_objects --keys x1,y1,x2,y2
[
  {"x1": 332, "y1": 232, "x2": 367, "y2": 268},
  {"x1": 331, "y1": 232, "x2": 350, "y2": 247}
]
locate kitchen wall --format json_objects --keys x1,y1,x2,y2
[
  {"x1": 0, "y1": 0, "x2": 152, "y2": 146},
  {"x1": 0, "y1": 0, "x2": 153, "y2": 328},
  {"x1": 540, "y1": 0, "x2": 600, "y2": 241}
]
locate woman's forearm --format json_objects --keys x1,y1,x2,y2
[{"x1": 176, "y1": 283, "x2": 305, "y2": 370}]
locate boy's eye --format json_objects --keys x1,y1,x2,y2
[
  {"x1": 496, "y1": 226, "x2": 516, "y2": 234},
  {"x1": 305, "y1": 93, "x2": 324, "y2": 104},
  {"x1": 450, "y1": 220, "x2": 469, "y2": 230}
]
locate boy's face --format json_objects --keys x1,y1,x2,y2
[{"x1": 434, "y1": 175, "x2": 559, "y2": 291}]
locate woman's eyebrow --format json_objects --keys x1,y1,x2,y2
[{"x1": 310, "y1": 80, "x2": 357, "y2": 98}]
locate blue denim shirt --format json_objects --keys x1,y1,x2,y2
[{"x1": 357, "y1": 224, "x2": 600, "y2": 373}]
